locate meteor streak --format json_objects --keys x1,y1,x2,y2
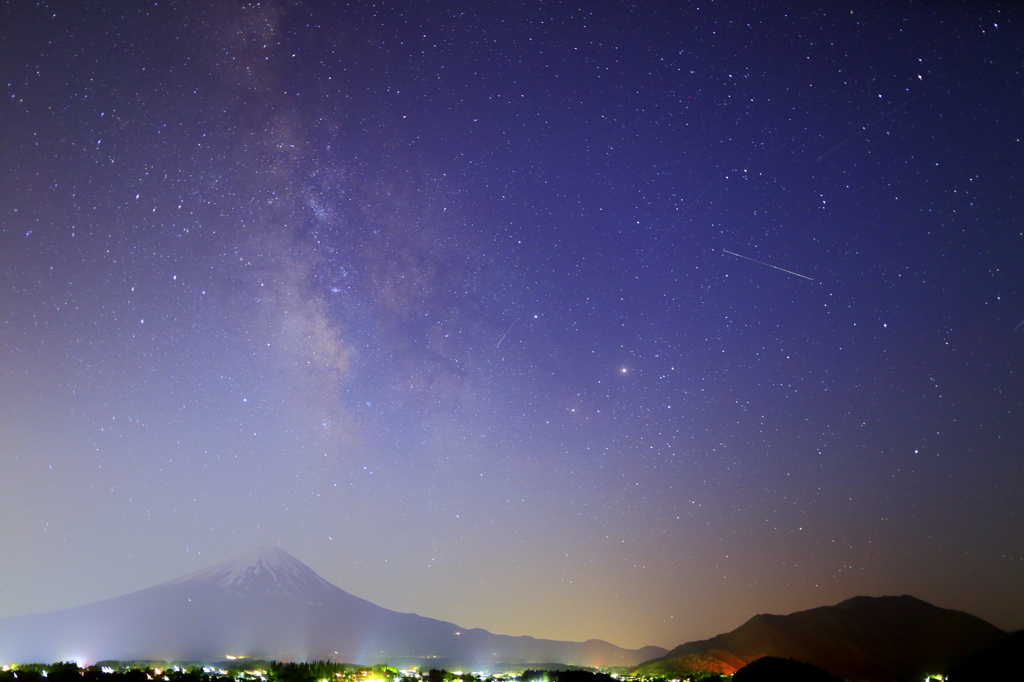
[
  {"x1": 817, "y1": 102, "x2": 908, "y2": 161},
  {"x1": 641, "y1": 182, "x2": 715, "y2": 262},
  {"x1": 496, "y1": 318, "x2": 520, "y2": 347},
  {"x1": 723, "y1": 249, "x2": 814, "y2": 281}
]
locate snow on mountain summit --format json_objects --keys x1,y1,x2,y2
[{"x1": 166, "y1": 546, "x2": 339, "y2": 598}]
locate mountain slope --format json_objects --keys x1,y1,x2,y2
[
  {"x1": 633, "y1": 595, "x2": 1005, "y2": 682},
  {"x1": 0, "y1": 547, "x2": 665, "y2": 668}
]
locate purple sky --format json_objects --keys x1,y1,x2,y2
[{"x1": 2, "y1": 0, "x2": 1022, "y2": 651}]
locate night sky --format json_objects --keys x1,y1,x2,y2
[{"x1": 2, "y1": 0, "x2": 1023, "y2": 652}]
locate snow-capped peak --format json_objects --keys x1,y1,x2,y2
[{"x1": 166, "y1": 546, "x2": 338, "y2": 598}]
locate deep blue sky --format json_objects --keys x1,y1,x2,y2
[{"x1": 1, "y1": 0, "x2": 1022, "y2": 650}]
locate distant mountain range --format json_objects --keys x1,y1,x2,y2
[
  {"x1": 0, "y1": 547, "x2": 665, "y2": 668},
  {"x1": 632, "y1": 594, "x2": 1006, "y2": 682}
]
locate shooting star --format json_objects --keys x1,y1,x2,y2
[
  {"x1": 496, "y1": 318, "x2": 520, "y2": 347},
  {"x1": 641, "y1": 182, "x2": 714, "y2": 262},
  {"x1": 1014, "y1": 319, "x2": 1024, "y2": 332},
  {"x1": 817, "y1": 102, "x2": 908, "y2": 161},
  {"x1": 723, "y1": 249, "x2": 814, "y2": 281}
]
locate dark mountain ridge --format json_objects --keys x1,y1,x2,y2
[
  {"x1": 0, "y1": 548, "x2": 665, "y2": 668},
  {"x1": 633, "y1": 595, "x2": 1005, "y2": 682}
]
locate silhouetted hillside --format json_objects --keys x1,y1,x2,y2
[
  {"x1": 733, "y1": 656, "x2": 842, "y2": 682},
  {"x1": 945, "y1": 629, "x2": 1024, "y2": 682},
  {"x1": 632, "y1": 595, "x2": 1005, "y2": 682}
]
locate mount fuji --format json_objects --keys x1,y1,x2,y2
[{"x1": 0, "y1": 547, "x2": 666, "y2": 667}]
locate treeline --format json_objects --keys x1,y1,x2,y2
[
  {"x1": 0, "y1": 663, "x2": 232, "y2": 682},
  {"x1": 267, "y1": 662, "x2": 383, "y2": 682},
  {"x1": 0, "y1": 660, "x2": 380, "y2": 682},
  {"x1": 0, "y1": 663, "x2": 640, "y2": 682},
  {"x1": 520, "y1": 671, "x2": 616, "y2": 682}
]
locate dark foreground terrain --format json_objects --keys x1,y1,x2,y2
[
  {"x1": 632, "y1": 595, "x2": 1011, "y2": 682},
  {"x1": 0, "y1": 662, "x2": 622, "y2": 682}
]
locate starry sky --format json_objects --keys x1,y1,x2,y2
[{"x1": 2, "y1": 0, "x2": 1023, "y2": 652}]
